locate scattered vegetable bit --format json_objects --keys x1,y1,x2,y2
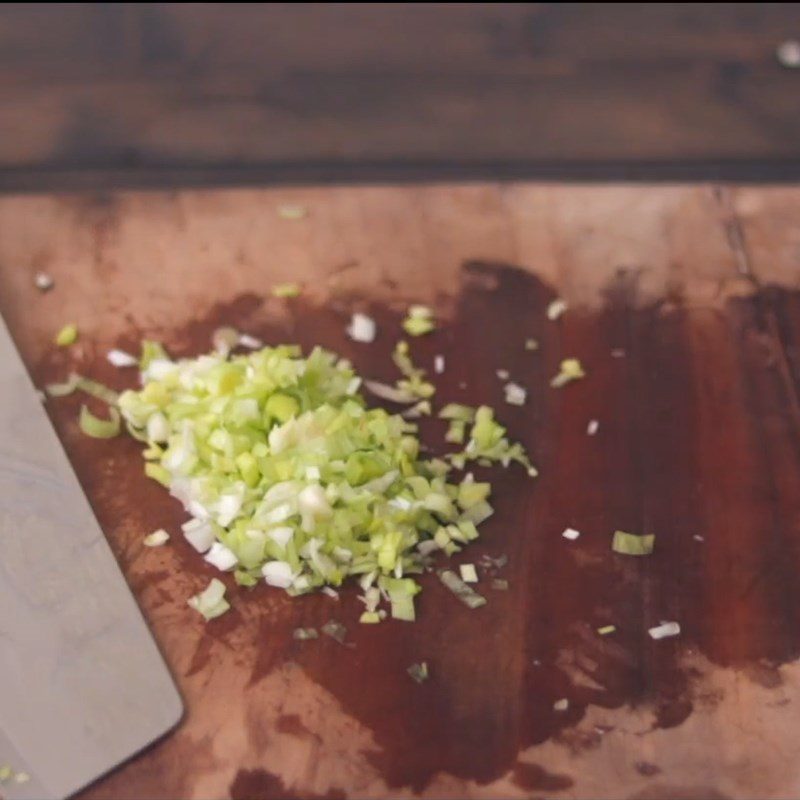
[
  {"x1": 693, "y1": 534, "x2": 704, "y2": 542},
  {"x1": 14, "y1": 772, "x2": 30, "y2": 784},
  {"x1": 553, "y1": 698, "x2": 569, "y2": 711},
  {"x1": 144, "y1": 529, "x2": 170, "y2": 547},
  {"x1": 363, "y1": 379, "x2": 417, "y2": 404},
  {"x1": 347, "y1": 312, "x2": 377, "y2": 343},
  {"x1": 504, "y1": 382, "x2": 527, "y2": 406},
  {"x1": 648, "y1": 621, "x2": 680, "y2": 640},
  {"x1": 547, "y1": 299, "x2": 567, "y2": 321},
  {"x1": 35, "y1": 272, "x2": 54, "y2": 291},
  {"x1": 587, "y1": 419, "x2": 599, "y2": 436},
  {"x1": 611, "y1": 348, "x2": 626, "y2": 358},
  {"x1": 612, "y1": 530, "x2": 655, "y2": 556},
  {"x1": 393, "y1": 340, "x2": 435, "y2": 399},
  {"x1": 434, "y1": 355, "x2": 445, "y2": 374},
  {"x1": 402, "y1": 305, "x2": 435, "y2": 337},
  {"x1": 439, "y1": 403, "x2": 476, "y2": 422},
  {"x1": 55, "y1": 322, "x2": 78, "y2": 347},
  {"x1": 550, "y1": 358, "x2": 585, "y2": 388},
  {"x1": 79, "y1": 405, "x2": 121, "y2": 439},
  {"x1": 205, "y1": 541, "x2": 238, "y2": 571},
  {"x1": 321, "y1": 620, "x2": 348, "y2": 644},
  {"x1": 187, "y1": 578, "x2": 230, "y2": 620},
  {"x1": 321, "y1": 586, "x2": 340, "y2": 599},
  {"x1": 491, "y1": 578, "x2": 509, "y2": 591},
  {"x1": 776, "y1": 39, "x2": 800, "y2": 69},
  {"x1": 480, "y1": 553, "x2": 508, "y2": 572},
  {"x1": 402, "y1": 400, "x2": 431, "y2": 419},
  {"x1": 107, "y1": 348, "x2": 138, "y2": 368},
  {"x1": 0, "y1": 765, "x2": 11, "y2": 781},
  {"x1": 439, "y1": 569, "x2": 487, "y2": 609},
  {"x1": 239, "y1": 333, "x2": 263, "y2": 349},
  {"x1": 597, "y1": 625, "x2": 616, "y2": 635},
  {"x1": 448, "y1": 405, "x2": 537, "y2": 477},
  {"x1": 272, "y1": 283, "x2": 301, "y2": 298},
  {"x1": 459, "y1": 563, "x2": 478, "y2": 583},
  {"x1": 524, "y1": 338, "x2": 539, "y2": 351},
  {"x1": 407, "y1": 662, "x2": 429, "y2": 683},
  {"x1": 277, "y1": 204, "x2": 308, "y2": 220},
  {"x1": 212, "y1": 326, "x2": 240, "y2": 356},
  {"x1": 496, "y1": 369, "x2": 510, "y2": 380},
  {"x1": 293, "y1": 627, "x2": 318, "y2": 640},
  {"x1": 562, "y1": 527, "x2": 580, "y2": 541},
  {"x1": 360, "y1": 611, "x2": 381, "y2": 624}
]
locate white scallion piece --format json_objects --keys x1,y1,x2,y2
[
  {"x1": 262, "y1": 560, "x2": 295, "y2": 588},
  {"x1": 562, "y1": 527, "x2": 580, "y2": 541},
  {"x1": 238, "y1": 333, "x2": 263, "y2": 349},
  {"x1": 187, "y1": 578, "x2": 230, "y2": 620},
  {"x1": 611, "y1": 348, "x2": 626, "y2": 358},
  {"x1": 504, "y1": 382, "x2": 527, "y2": 406},
  {"x1": 204, "y1": 542, "x2": 238, "y2": 571},
  {"x1": 553, "y1": 698, "x2": 569, "y2": 711},
  {"x1": 693, "y1": 534, "x2": 705, "y2": 542},
  {"x1": 107, "y1": 348, "x2": 138, "y2": 368},
  {"x1": 496, "y1": 368, "x2": 510, "y2": 380},
  {"x1": 321, "y1": 586, "x2": 340, "y2": 600},
  {"x1": 459, "y1": 563, "x2": 478, "y2": 583},
  {"x1": 363, "y1": 379, "x2": 417, "y2": 404},
  {"x1": 648, "y1": 621, "x2": 681, "y2": 640},
  {"x1": 34, "y1": 272, "x2": 54, "y2": 291},
  {"x1": 182, "y1": 518, "x2": 216, "y2": 553},
  {"x1": 347, "y1": 312, "x2": 377, "y2": 343},
  {"x1": 434, "y1": 355, "x2": 445, "y2": 374},
  {"x1": 547, "y1": 299, "x2": 567, "y2": 321},
  {"x1": 587, "y1": 419, "x2": 599, "y2": 436},
  {"x1": 144, "y1": 529, "x2": 170, "y2": 547}
]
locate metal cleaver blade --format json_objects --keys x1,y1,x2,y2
[{"x1": 0, "y1": 317, "x2": 183, "y2": 800}]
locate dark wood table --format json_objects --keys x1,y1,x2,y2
[{"x1": 1, "y1": 182, "x2": 799, "y2": 799}]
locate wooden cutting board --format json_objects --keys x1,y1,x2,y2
[{"x1": 1, "y1": 183, "x2": 799, "y2": 800}]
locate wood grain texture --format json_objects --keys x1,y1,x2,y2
[
  {"x1": 1, "y1": 182, "x2": 800, "y2": 799},
  {"x1": 2, "y1": 3, "x2": 800, "y2": 189}
]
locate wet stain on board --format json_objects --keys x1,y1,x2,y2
[{"x1": 28, "y1": 262, "x2": 800, "y2": 798}]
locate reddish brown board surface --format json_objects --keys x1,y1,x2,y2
[{"x1": 1, "y1": 184, "x2": 799, "y2": 799}]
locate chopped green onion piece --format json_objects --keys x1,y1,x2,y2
[
  {"x1": 612, "y1": 530, "x2": 655, "y2": 556},
  {"x1": 144, "y1": 529, "x2": 170, "y2": 547},
  {"x1": 439, "y1": 569, "x2": 487, "y2": 609},
  {"x1": 491, "y1": 578, "x2": 509, "y2": 591},
  {"x1": 359, "y1": 611, "x2": 382, "y2": 624},
  {"x1": 0, "y1": 765, "x2": 11, "y2": 781},
  {"x1": 79, "y1": 405, "x2": 121, "y2": 438},
  {"x1": 272, "y1": 283, "x2": 301, "y2": 298},
  {"x1": 234, "y1": 569, "x2": 259, "y2": 587},
  {"x1": 402, "y1": 305, "x2": 435, "y2": 336},
  {"x1": 55, "y1": 322, "x2": 78, "y2": 346},
  {"x1": 459, "y1": 563, "x2": 478, "y2": 583},
  {"x1": 524, "y1": 338, "x2": 539, "y2": 351},
  {"x1": 546, "y1": 299, "x2": 567, "y2": 320},
  {"x1": 293, "y1": 627, "x2": 319, "y2": 640},
  {"x1": 597, "y1": 625, "x2": 616, "y2": 635},
  {"x1": 187, "y1": 578, "x2": 230, "y2": 620},
  {"x1": 439, "y1": 403, "x2": 476, "y2": 422},
  {"x1": 321, "y1": 620, "x2": 348, "y2": 644},
  {"x1": 407, "y1": 661, "x2": 429, "y2": 683},
  {"x1": 46, "y1": 373, "x2": 119, "y2": 406},
  {"x1": 551, "y1": 358, "x2": 585, "y2": 388},
  {"x1": 277, "y1": 204, "x2": 308, "y2": 220},
  {"x1": 140, "y1": 340, "x2": 169, "y2": 370}
]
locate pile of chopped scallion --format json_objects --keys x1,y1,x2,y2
[{"x1": 49, "y1": 328, "x2": 538, "y2": 623}]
